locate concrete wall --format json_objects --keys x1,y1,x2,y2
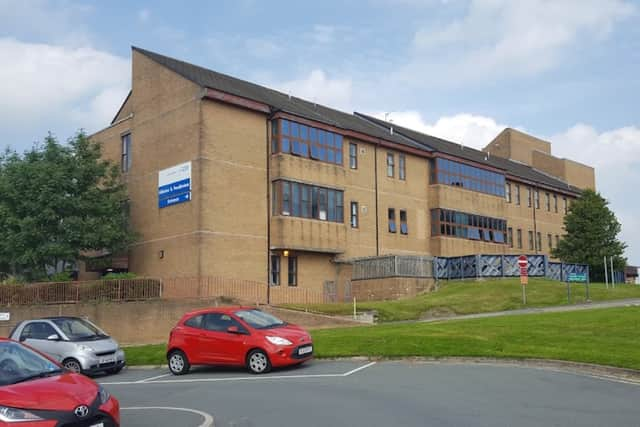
[
  {"x1": 352, "y1": 277, "x2": 436, "y2": 301},
  {"x1": 0, "y1": 300, "x2": 362, "y2": 345}
]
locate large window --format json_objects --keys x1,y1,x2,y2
[
  {"x1": 528, "y1": 231, "x2": 534, "y2": 250},
  {"x1": 270, "y1": 255, "x2": 280, "y2": 286},
  {"x1": 534, "y1": 190, "x2": 540, "y2": 209},
  {"x1": 388, "y1": 208, "x2": 396, "y2": 233},
  {"x1": 350, "y1": 201, "x2": 358, "y2": 228},
  {"x1": 430, "y1": 209, "x2": 507, "y2": 244},
  {"x1": 545, "y1": 192, "x2": 550, "y2": 211},
  {"x1": 536, "y1": 232, "x2": 542, "y2": 251},
  {"x1": 386, "y1": 153, "x2": 395, "y2": 177},
  {"x1": 121, "y1": 133, "x2": 132, "y2": 172},
  {"x1": 508, "y1": 227, "x2": 513, "y2": 248},
  {"x1": 431, "y1": 158, "x2": 506, "y2": 198},
  {"x1": 527, "y1": 187, "x2": 532, "y2": 207},
  {"x1": 272, "y1": 181, "x2": 343, "y2": 223},
  {"x1": 553, "y1": 194, "x2": 558, "y2": 213},
  {"x1": 506, "y1": 183, "x2": 512, "y2": 203},
  {"x1": 515, "y1": 185, "x2": 521, "y2": 205},
  {"x1": 349, "y1": 143, "x2": 358, "y2": 169},
  {"x1": 271, "y1": 119, "x2": 343, "y2": 165},
  {"x1": 400, "y1": 210, "x2": 408, "y2": 235},
  {"x1": 288, "y1": 257, "x2": 297, "y2": 286},
  {"x1": 399, "y1": 154, "x2": 406, "y2": 180},
  {"x1": 517, "y1": 229, "x2": 523, "y2": 249}
]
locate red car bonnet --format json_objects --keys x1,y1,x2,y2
[
  {"x1": 257, "y1": 323, "x2": 311, "y2": 341},
  {"x1": 0, "y1": 372, "x2": 98, "y2": 411}
]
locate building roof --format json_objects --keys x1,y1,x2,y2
[{"x1": 131, "y1": 47, "x2": 581, "y2": 196}]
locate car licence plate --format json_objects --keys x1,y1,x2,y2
[
  {"x1": 298, "y1": 345, "x2": 313, "y2": 355},
  {"x1": 90, "y1": 423, "x2": 104, "y2": 427},
  {"x1": 100, "y1": 357, "x2": 115, "y2": 364}
]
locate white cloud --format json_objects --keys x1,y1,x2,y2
[
  {"x1": 311, "y1": 25, "x2": 336, "y2": 44},
  {"x1": 372, "y1": 111, "x2": 510, "y2": 149},
  {"x1": 370, "y1": 110, "x2": 640, "y2": 263},
  {"x1": 402, "y1": 0, "x2": 635, "y2": 85},
  {"x1": 244, "y1": 38, "x2": 283, "y2": 59},
  {"x1": 0, "y1": 38, "x2": 129, "y2": 140},
  {"x1": 272, "y1": 70, "x2": 353, "y2": 112}
]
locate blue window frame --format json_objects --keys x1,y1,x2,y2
[
  {"x1": 273, "y1": 180, "x2": 343, "y2": 223},
  {"x1": 272, "y1": 119, "x2": 343, "y2": 166},
  {"x1": 431, "y1": 208, "x2": 507, "y2": 244}
]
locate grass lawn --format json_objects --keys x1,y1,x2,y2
[
  {"x1": 283, "y1": 278, "x2": 640, "y2": 322},
  {"x1": 124, "y1": 306, "x2": 640, "y2": 370}
]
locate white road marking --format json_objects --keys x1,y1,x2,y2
[
  {"x1": 342, "y1": 361, "x2": 377, "y2": 376},
  {"x1": 122, "y1": 406, "x2": 214, "y2": 427},
  {"x1": 99, "y1": 362, "x2": 376, "y2": 386},
  {"x1": 135, "y1": 373, "x2": 172, "y2": 383}
]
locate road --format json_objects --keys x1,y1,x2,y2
[{"x1": 100, "y1": 360, "x2": 640, "y2": 427}]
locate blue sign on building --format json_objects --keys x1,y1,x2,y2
[{"x1": 158, "y1": 162, "x2": 191, "y2": 209}]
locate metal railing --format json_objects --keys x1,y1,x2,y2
[{"x1": 352, "y1": 255, "x2": 434, "y2": 280}]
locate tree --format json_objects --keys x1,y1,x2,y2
[
  {"x1": 552, "y1": 189, "x2": 626, "y2": 281},
  {"x1": 0, "y1": 132, "x2": 135, "y2": 280}
]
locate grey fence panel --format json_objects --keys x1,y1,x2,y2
[
  {"x1": 396, "y1": 256, "x2": 434, "y2": 277},
  {"x1": 547, "y1": 263, "x2": 562, "y2": 281},
  {"x1": 462, "y1": 255, "x2": 478, "y2": 277},
  {"x1": 528, "y1": 255, "x2": 546, "y2": 276},
  {"x1": 435, "y1": 258, "x2": 448, "y2": 279},
  {"x1": 503, "y1": 256, "x2": 520, "y2": 276},
  {"x1": 448, "y1": 257, "x2": 463, "y2": 279},
  {"x1": 479, "y1": 255, "x2": 502, "y2": 277}
]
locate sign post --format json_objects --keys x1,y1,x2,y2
[{"x1": 518, "y1": 255, "x2": 528, "y2": 305}]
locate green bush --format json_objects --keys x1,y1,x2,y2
[
  {"x1": 0, "y1": 275, "x2": 26, "y2": 285},
  {"x1": 102, "y1": 272, "x2": 137, "y2": 279},
  {"x1": 49, "y1": 271, "x2": 74, "y2": 282}
]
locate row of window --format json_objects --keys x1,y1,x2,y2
[
  {"x1": 272, "y1": 180, "x2": 344, "y2": 223},
  {"x1": 430, "y1": 209, "x2": 507, "y2": 244},
  {"x1": 271, "y1": 119, "x2": 344, "y2": 165},
  {"x1": 270, "y1": 255, "x2": 297, "y2": 286},
  {"x1": 505, "y1": 183, "x2": 568, "y2": 213},
  {"x1": 430, "y1": 158, "x2": 506, "y2": 198},
  {"x1": 388, "y1": 208, "x2": 408, "y2": 234},
  {"x1": 507, "y1": 228, "x2": 561, "y2": 251}
]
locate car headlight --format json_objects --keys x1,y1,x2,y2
[
  {"x1": 98, "y1": 385, "x2": 111, "y2": 405},
  {"x1": 0, "y1": 406, "x2": 43, "y2": 422},
  {"x1": 77, "y1": 345, "x2": 94, "y2": 354},
  {"x1": 266, "y1": 336, "x2": 293, "y2": 346}
]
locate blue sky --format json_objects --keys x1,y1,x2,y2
[{"x1": 1, "y1": 0, "x2": 639, "y2": 264}]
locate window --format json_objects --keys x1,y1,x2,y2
[
  {"x1": 185, "y1": 315, "x2": 204, "y2": 329},
  {"x1": 508, "y1": 227, "x2": 513, "y2": 248},
  {"x1": 545, "y1": 192, "x2": 550, "y2": 211},
  {"x1": 350, "y1": 202, "x2": 358, "y2": 228},
  {"x1": 515, "y1": 185, "x2": 521, "y2": 205},
  {"x1": 534, "y1": 190, "x2": 540, "y2": 209},
  {"x1": 563, "y1": 197, "x2": 568, "y2": 214},
  {"x1": 528, "y1": 231, "x2": 534, "y2": 250},
  {"x1": 204, "y1": 313, "x2": 245, "y2": 333},
  {"x1": 555, "y1": 235, "x2": 560, "y2": 247},
  {"x1": 270, "y1": 255, "x2": 280, "y2": 286},
  {"x1": 272, "y1": 181, "x2": 343, "y2": 223},
  {"x1": 387, "y1": 153, "x2": 395, "y2": 177},
  {"x1": 430, "y1": 208, "x2": 507, "y2": 244},
  {"x1": 400, "y1": 210, "x2": 408, "y2": 235},
  {"x1": 517, "y1": 229, "x2": 523, "y2": 249},
  {"x1": 272, "y1": 119, "x2": 342, "y2": 165},
  {"x1": 431, "y1": 158, "x2": 506, "y2": 198},
  {"x1": 553, "y1": 194, "x2": 558, "y2": 213},
  {"x1": 388, "y1": 208, "x2": 396, "y2": 233},
  {"x1": 527, "y1": 187, "x2": 532, "y2": 207},
  {"x1": 536, "y1": 232, "x2": 542, "y2": 251},
  {"x1": 548, "y1": 233, "x2": 553, "y2": 250},
  {"x1": 399, "y1": 154, "x2": 406, "y2": 180},
  {"x1": 288, "y1": 257, "x2": 297, "y2": 286},
  {"x1": 506, "y1": 183, "x2": 512, "y2": 203},
  {"x1": 20, "y1": 322, "x2": 57, "y2": 341},
  {"x1": 349, "y1": 143, "x2": 358, "y2": 169},
  {"x1": 121, "y1": 133, "x2": 131, "y2": 172}
]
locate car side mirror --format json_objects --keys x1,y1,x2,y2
[
  {"x1": 47, "y1": 334, "x2": 60, "y2": 341},
  {"x1": 227, "y1": 326, "x2": 246, "y2": 335}
]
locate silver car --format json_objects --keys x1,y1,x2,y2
[{"x1": 9, "y1": 316, "x2": 126, "y2": 375}]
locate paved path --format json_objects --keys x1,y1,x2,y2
[
  {"x1": 102, "y1": 360, "x2": 640, "y2": 427},
  {"x1": 417, "y1": 298, "x2": 640, "y2": 324}
]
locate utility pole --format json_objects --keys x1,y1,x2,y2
[
  {"x1": 611, "y1": 256, "x2": 616, "y2": 289},
  {"x1": 604, "y1": 256, "x2": 609, "y2": 289}
]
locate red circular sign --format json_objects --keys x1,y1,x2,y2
[{"x1": 517, "y1": 255, "x2": 528, "y2": 268}]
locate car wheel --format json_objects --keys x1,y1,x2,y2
[
  {"x1": 247, "y1": 349, "x2": 271, "y2": 374},
  {"x1": 63, "y1": 358, "x2": 83, "y2": 374},
  {"x1": 168, "y1": 350, "x2": 190, "y2": 375}
]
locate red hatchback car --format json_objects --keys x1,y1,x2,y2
[
  {"x1": 167, "y1": 307, "x2": 313, "y2": 375},
  {"x1": 0, "y1": 338, "x2": 120, "y2": 427}
]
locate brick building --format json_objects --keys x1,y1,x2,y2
[{"x1": 89, "y1": 47, "x2": 595, "y2": 294}]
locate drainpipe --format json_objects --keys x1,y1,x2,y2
[
  {"x1": 532, "y1": 186, "x2": 538, "y2": 254},
  {"x1": 374, "y1": 144, "x2": 380, "y2": 256},
  {"x1": 266, "y1": 111, "x2": 276, "y2": 304}
]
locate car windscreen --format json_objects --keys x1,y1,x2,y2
[
  {"x1": 51, "y1": 318, "x2": 108, "y2": 341},
  {"x1": 0, "y1": 342, "x2": 61, "y2": 386},
  {"x1": 235, "y1": 309, "x2": 286, "y2": 329}
]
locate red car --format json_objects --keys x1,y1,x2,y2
[
  {"x1": 0, "y1": 338, "x2": 120, "y2": 427},
  {"x1": 167, "y1": 306, "x2": 313, "y2": 375}
]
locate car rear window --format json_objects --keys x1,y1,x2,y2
[{"x1": 184, "y1": 315, "x2": 204, "y2": 329}]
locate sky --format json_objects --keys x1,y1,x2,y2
[{"x1": 1, "y1": 0, "x2": 639, "y2": 263}]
